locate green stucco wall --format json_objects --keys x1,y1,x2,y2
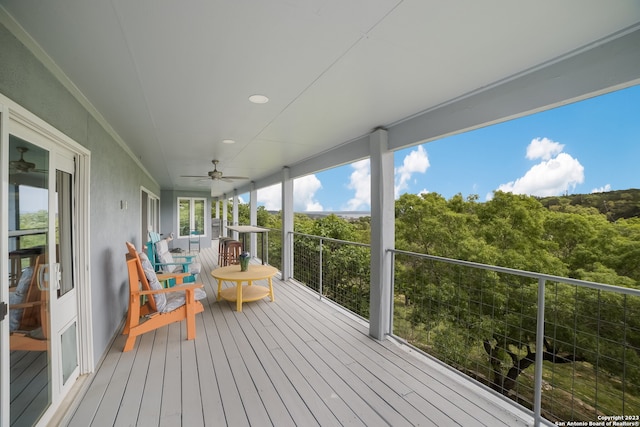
[{"x1": 1, "y1": 20, "x2": 161, "y2": 365}]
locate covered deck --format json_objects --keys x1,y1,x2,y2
[{"x1": 64, "y1": 247, "x2": 530, "y2": 426}]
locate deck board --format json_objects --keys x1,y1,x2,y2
[
  {"x1": 64, "y1": 245, "x2": 533, "y2": 426},
  {"x1": 113, "y1": 331, "x2": 153, "y2": 426},
  {"x1": 137, "y1": 327, "x2": 168, "y2": 427}
]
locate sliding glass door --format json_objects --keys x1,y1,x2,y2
[{"x1": 2, "y1": 126, "x2": 82, "y2": 426}]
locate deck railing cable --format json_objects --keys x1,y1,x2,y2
[
  {"x1": 390, "y1": 248, "x2": 640, "y2": 426},
  {"x1": 267, "y1": 230, "x2": 639, "y2": 425}
]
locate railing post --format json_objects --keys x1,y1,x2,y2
[
  {"x1": 533, "y1": 278, "x2": 546, "y2": 427},
  {"x1": 389, "y1": 250, "x2": 395, "y2": 334},
  {"x1": 319, "y1": 238, "x2": 323, "y2": 300},
  {"x1": 281, "y1": 167, "x2": 294, "y2": 280}
]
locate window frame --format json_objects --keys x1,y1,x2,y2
[{"x1": 177, "y1": 197, "x2": 206, "y2": 238}]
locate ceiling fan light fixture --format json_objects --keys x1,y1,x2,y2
[
  {"x1": 10, "y1": 146, "x2": 37, "y2": 173},
  {"x1": 180, "y1": 159, "x2": 248, "y2": 182},
  {"x1": 249, "y1": 94, "x2": 269, "y2": 104}
]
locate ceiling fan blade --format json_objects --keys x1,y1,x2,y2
[
  {"x1": 222, "y1": 176, "x2": 249, "y2": 180},
  {"x1": 182, "y1": 160, "x2": 248, "y2": 183},
  {"x1": 10, "y1": 165, "x2": 46, "y2": 174}
]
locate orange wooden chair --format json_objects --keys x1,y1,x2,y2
[
  {"x1": 9, "y1": 254, "x2": 49, "y2": 352},
  {"x1": 123, "y1": 242, "x2": 206, "y2": 352}
]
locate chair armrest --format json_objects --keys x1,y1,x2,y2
[
  {"x1": 156, "y1": 272, "x2": 191, "y2": 281},
  {"x1": 157, "y1": 272, "x2": 191, "y2": 285},
  {"x1": 136, "y1": 283, "x2": 203, "y2": 296},
  {"x1": 10, "y1": 301, "x2": 44, "y2": 309},
  {"x1": 152, "y1": 261, "x2": 194, "y2": 268},
  {"x1": 170, "y1": 255, "x2": 196, "y2": 261}
]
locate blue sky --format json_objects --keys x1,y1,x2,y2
[{"x1": 256, "y1": 84, "x2": 640, "y2": 212}]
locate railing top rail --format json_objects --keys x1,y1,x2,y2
[
  {"x1": 290, "y1": 231, "x2": 371, "y2": 248},
  {"x1": 390, "y1": 248, "x2": 640, "y2": 297}
]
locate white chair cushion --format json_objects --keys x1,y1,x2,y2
[
  {"x1": 139, "y1": 252, "x2": 167, "y2": 312},
  {"x1": 139, "y1": 252, "x2": 205, "y2": 313},
  {"x1": 155, "y1": 240, "x2": 177, "y2": 273},
  {"x1": 9, "y1": 266, "x2": 34, "y2": 331},
  {"x1": 168, "y1": 261, "x2": 200, "y2": 276},
  {"x1": 162, "y1": 288, "x2": 207, "y2": 313},
  {"x1": 188, "y1": 262, "x2": 201, "y2": 275}
]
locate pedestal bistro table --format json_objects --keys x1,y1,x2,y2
[
  {"x1": 225, "y1": 225, "x2": 269, "y2": 264},
  {"x1": 211, "y1": 264, "x2": 277, "y2": 312}
]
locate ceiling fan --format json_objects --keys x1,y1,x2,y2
[
  {"x1": 181, "y1": 160, "x2": 248, "y2": 182},
  {"x1": 9, "y1": 146, "x2": 46, "y2": 174}
]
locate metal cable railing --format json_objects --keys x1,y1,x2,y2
[
  {"x1": 390, "y1": 249, "x2": 640, "y2": 426},
  {"x1": 291, "y1": 232, "x2": 371, "y2": 319},
  {"x1": 266, "y1": 230, "x2": 640, "y2": 425}
]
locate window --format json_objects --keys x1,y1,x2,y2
[
  {"x1": 141, "y1": 188, "x2": 159, "y2": 241},
  {"x1": 178, "y1": 197, "x2": 206, "y2": 237}
]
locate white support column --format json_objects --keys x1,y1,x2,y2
[
  {"x1": 250, "y1": 183, "x2": 258, "y2": 258},
  {"x1": 222, "y1": 195, "x2": 228, "y2": 237},
  {"x1": 0, "y1": 103, "x2": 9, "y2": 427},
  {"x1": 211, "y1": 198, "x2": 220, "y2": 239},
  {"x1": 232, "y1": 191, "x2": 239, "y2": 241},
  {"x1": 369, "y1": 128, "x2": 394, "y2": 340},
  {"x1": 281, "y1": 167, "x2": 294, "y2": 280}
]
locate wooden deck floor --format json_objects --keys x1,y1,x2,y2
[{"x1": 64, "y1": 246, "x2": 532, "y2": 426}]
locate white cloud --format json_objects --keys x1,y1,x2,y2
[
  {"x1": 257, "y1": 184, "x2": 281, "y2": 210},
  {"x1": 342, "y1": 146, "x2": 429, "y2": 210},
  {"x1": 526, "y1": 137, "x2": 564, "y2": 160},
  {"x1": 344, "y1": 159, "x2": 371, "y2": 211},
  {"x1": 592, "y1": 184, "x2": 611, "y2": 193},
  {"x1": 256, "y1": 175, "x2": 323, "y2": 212},
  {"x1": 497, "y1": 152, "x2": 584, "y2": 197},
  {"x1": 395, "y1": 145, "x2": 430, "y2": 197},
  {"x1": 294, "y1": 174, "x2": 323, "y2": 211}
]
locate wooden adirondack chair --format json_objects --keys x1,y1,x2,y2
[
  {"x1": 146, "y1": 231, "x2": 200, "y2": 283},
  {"x1": 123, "y1": 242, "x2": 206, "y2": 352},
  {"x1": 9, "y1": 254, "x2": 49, "y2": 352}
]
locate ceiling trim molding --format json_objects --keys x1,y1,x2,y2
[{"x1": 0, "y1": 6, "x2": 158, "y2": 188}]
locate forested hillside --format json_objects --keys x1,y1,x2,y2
[
  {"x1": 392, "y1": 191, "x2": 639, "y2": 418},
  {"x1": 394, "y1": 190, "x2": 640, "y2": 285},
  {"x1": 539, "y1": 188, "x2": 640, "y2": 221},
  {"x1": 236, "y1": 190, "x2": 640, "y2": 286}
]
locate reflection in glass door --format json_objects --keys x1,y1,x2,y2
[
  {"x1": 7, "y1": 137, "x2": 51, "y2": 426},
  {"x1": 53, "y1": 161, "x2": 79, "y2": 391}
]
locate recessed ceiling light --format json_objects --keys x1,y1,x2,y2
[
  {"x1": 249, "y1": 94, "x2": 269, "y2": 104},
  {"x1": 222, "y1": 139, "x2": 235, "y2": 144}
]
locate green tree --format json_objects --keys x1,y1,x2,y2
[{"x1": 394, "y1": 190, "x2": 640, "y2": 405}]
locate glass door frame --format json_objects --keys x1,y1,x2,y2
[
  {"x1": 141, "y1": 186, "x2": 160, "y2": 245},
  {"x1": 1, "y1": 100, "x2": 9, "y2": 427},
  {"x1": 0, "y1": 95, "x2": 92, "y2": 426}
]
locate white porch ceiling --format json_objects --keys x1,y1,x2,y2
[{"x1": 1, "y1": 0, "x2": 639, "y2": 197}]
